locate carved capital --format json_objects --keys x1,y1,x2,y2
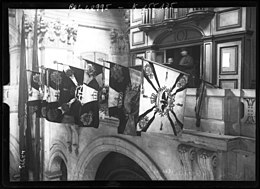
[
  {"x1": 197, "y1": 149, "x2": 217, "y2": 180},
  {"x1": 177, "y1": 144, "x2": 197, "y2": 180}
]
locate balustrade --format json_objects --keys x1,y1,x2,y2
[{"x1": 141, "y1": 8, "x2": 213, "y2": 25}]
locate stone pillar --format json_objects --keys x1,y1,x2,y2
[{"x1": 203, "y1": 40, "x2": 213, "y2": 83}]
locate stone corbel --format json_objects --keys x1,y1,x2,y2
[
  {"x1": 177, "y1": 144, "x2": 197, "y2": 180},
  {"x1": 197, "y1": 149, "x2": 217, "y2": 180}
]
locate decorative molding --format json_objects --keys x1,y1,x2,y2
[
  {"x1": 219, "y1": 45, "x2": 238, "y2": 75},
  {"x1": 216, "y1": 8, "x2": 242, "y2": 31},
  {"x1": 219, "y1": 79, "x2": 238, "y2": 89},
  {"x1": 153, "y1": 26, "x2": 203, "y2": 46},
  {"x1": 23, "y1": 13, "x2": 78, "y2": 48},
  {"x1": 177, "y1": 144, "x2": 218, "y2": 180},
  {"x1": 241, "y1": 98, "x2": 256, "y2": 125}
]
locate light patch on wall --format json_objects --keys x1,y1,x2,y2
[
  {"x1": 222, "y1": 52, "x2": 230, "y2": 67},
  {"x1": 74, "y1": 26, "x2": 111, "y2": 59}
]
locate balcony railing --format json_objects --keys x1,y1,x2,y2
[{"x1": 140, "y1": 8, "x2": 214, "y2": 25}]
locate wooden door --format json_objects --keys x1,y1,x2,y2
[{"x1": 216, "y1": 41, "x2": 241, "y2": 89}]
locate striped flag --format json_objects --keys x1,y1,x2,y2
[{"x1": 108, "y1": 62, "x2": 142, "y2": 135}]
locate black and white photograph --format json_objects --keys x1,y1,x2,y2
[{"x1": 1, "y1": 0, "x2": 258, "y2": 187}]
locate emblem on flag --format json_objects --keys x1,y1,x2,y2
[
  {"x1": 110, "y1": 64, "x2": 124, "y2": 83},
  {"x1": 50, "y1": 71, "x2": 62, "y2": 85},
  {"x1": 137, "y1": 58, "x2": 189, "y2": 136},
  {"x1": 32, "y1": 73, "x2": 42, "y2": 85},
  {"x1": 80, "y1": 111, "x2": 93, "y2": 126}
]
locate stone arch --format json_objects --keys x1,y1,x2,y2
[
  {"x1": 75, "y1": 136, "x2": 166, "y2": 180},
  {"x1": 153, "y1": 24, "x2": 204, "y2": 46},
  {"x1": 47, "y1": 139, "x2": 68, "y2": 172}
]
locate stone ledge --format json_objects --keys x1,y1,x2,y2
[
  {"x1": 45, "y1": 170, "x2": 62, "y2": 179},
  {"x1": 179, "y1": 129, "x2": 240, "y2": 152}
]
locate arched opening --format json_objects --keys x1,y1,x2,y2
[
  {"x1": 154, "y1": 26, "x2": 204, "y2": 88},
  {"x1": 49, "y1": 156, "x2": 67, "y2": 181},
  {"x1": 76, "y1": 136, "x2": 166, "y2": 180},
  {"x1": 95, "y1": 152, "x2": 151, "y2": 180}
]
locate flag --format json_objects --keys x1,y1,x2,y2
[
  {"x1": 136, "y1": 58, "x2": 189, "y2": 136},
  {"x1": 83, "y1": 58, "x2": 110, "y2": 119},
  {"x1": 108, "y1": 62, "x2": 133, "y2": 134},
  {"x1": 18, "y1": 11, "x2": 29, "y2": 181},
  {"x1": 122, "y1": 66, "x2": 142, "y2": 135},
  {"x1": 82, "y1": 58, "x2": 104, "y2": 87},
  {"x1": 77, "y1": 79, "x2": 100, "y2": 128},
  {"x1": 43, "y1": 60, "x2": 106, "y2": 128},
  {"x1": 73, "y1": 59, "x2": 104, "y2": 128},
  {"x1": 44, "y1": 68, "x2": 63, "y2": 122},
  {"x1": 59, "y1": 65, "x2": 84, "y2": 105}
]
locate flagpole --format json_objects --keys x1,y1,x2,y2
[
  {"x1": 82, "y1": 58, "x2": 110, "y2": 70},
  {"x1": 18, "y1": 11, "x2": 29, "y2": 181},
  {"x1": 54, "y1": 60, "x2": 110, "y2": 70},
  {"x1": 32, "y1": 9, "x2": 40, "y2": 181},
  {"x1": 97, "y1": 58, "x2": 124, "y2": 69},
  {"x1": 136, "y1": 57, "x2": 190, "y2": 76}
]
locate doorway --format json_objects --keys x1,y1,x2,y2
[{"x1": 165, "y1": 45, "x2": 201, "y2": 87}]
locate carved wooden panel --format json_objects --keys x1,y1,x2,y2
[
  {"x1": 219, "y1": 79, "x2": 238, "y2": 89},
  {"x1": 216, "y1": 41, "x2": 241, "y2": 89}
]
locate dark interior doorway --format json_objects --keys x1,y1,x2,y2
[
  {"x1": 95, "y1": 152, "x2": 151, "y2": 180},
  {"x1": 166, "y1": 45, "x2": 201, "y2": 87},
  {"x1": 59, "y1": 160, "x2": 67, "y2": 181}
]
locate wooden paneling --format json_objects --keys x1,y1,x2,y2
[
  {"x1": 216, "y1": 41, "x2": 241, "y2": 89},
  {"x1": 216, "y1": 8, "x2": 242, "y2": 31},
  {"x1": 132, "y1": 31, "x2": 145, "y2": 46}
]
